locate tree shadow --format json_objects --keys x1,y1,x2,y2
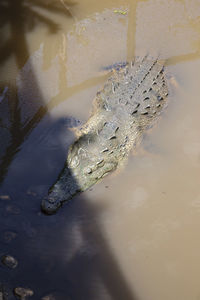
[
  {"x1": 0, "y1": 1, "x2": 137, "y2": 299},
  {"x1": 0, "y1": 0, "x2": 76, "y2": 184}
]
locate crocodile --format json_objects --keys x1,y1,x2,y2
[{"x1": 41, "y1": 55, "x2": 169, "y2": 214}]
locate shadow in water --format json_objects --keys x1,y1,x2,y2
[
  {"x1": 0, "y1": 0, "x2": 76, "y2": 183},
  {"x1": 0, "y1": 1, "x2": 136, "y2": 299},
  {"x1": 0, "y1": 114, "x2": 136, "y2": 300}
]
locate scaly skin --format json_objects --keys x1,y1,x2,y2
[{"x1": 41, "y1": 56, "x2": 169, "y2": 214}]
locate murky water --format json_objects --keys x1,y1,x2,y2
[{"x1": 0, "y1": 0, "x2": 200, "y2": 299}]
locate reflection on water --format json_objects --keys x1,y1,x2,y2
[
  {"x1": 0, "y1": 0, "x2": 76, "y2": 183},
  {"x1": 0, "y1": 0, "x2": 200, "y2": 299}
]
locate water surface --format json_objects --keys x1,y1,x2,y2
[{"x1": 0, "y1": 0, "x2": 200, "y2": 299}]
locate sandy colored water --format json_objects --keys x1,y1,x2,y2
[{"x1": 0, "y1": 0, "x2": 200, "y2": 299}]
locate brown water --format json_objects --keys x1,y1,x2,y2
[{"x1": 0, "y1": 0, "x2": 200, "y2": 299}]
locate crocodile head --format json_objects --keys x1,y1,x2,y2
[{"x1": 41, "y1": 132, "x2": 118, "y2": 214}]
